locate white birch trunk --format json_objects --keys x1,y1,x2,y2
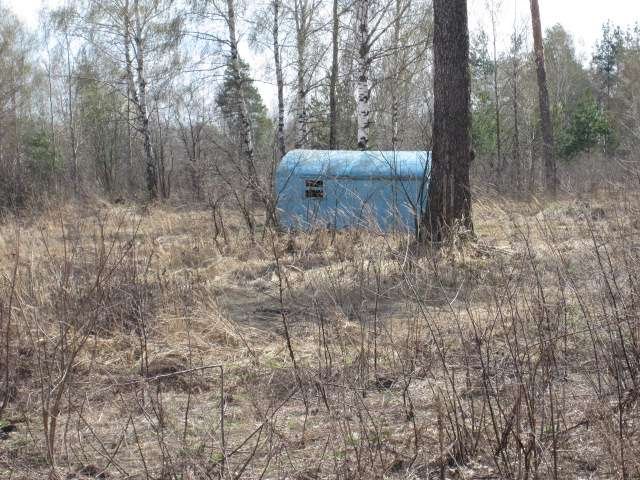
[
  {"x1": 329, "y1": 0, "x2": 340, "y2": 149},
  {"x1": 133, "y1": 0, "x2": 158, "y2": 199},
  {"x1": 64, "y1": 30, "x2": 78, "y2": 192},
  {"x1": 226, "y1": 0, "x2": 257, "y2": 187},
  {"x1": 295, "y1": 73, "x2": 307, "y2": 148},
  {"x1": 391, "y1": 0, "x2": 402, "y2": 150},
  {"x1": 488, "y1": 0, "x2": 503, "y2": 189},
  {"x1": 273, "y1": 0, "x2": 286, "y2": 158},
  {"x1": 356, "y1": 0, "x2": 370, "y2": 150},
  {"x1": 294, "y1": 0, "x2": 309, "y2": 149},
  {"x1": 123, "y1": 0, "x2": 134, "y2": 187}
]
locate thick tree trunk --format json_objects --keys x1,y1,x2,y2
[
  {"x1": 329, "y1": 0, "x2": 339, "y2": 150},
  {"x1": 530, "y1": 0, "x2": 557, "y2": 195},
  {"x1": 355, "y1": 0, "x2": 370, "y2": 150},
  {"x1": 422, "y1": 0, "x2": 473, "y2": 242},
  {"x1": 273, "y1": 0, "x2": 286, "y2": 159}
]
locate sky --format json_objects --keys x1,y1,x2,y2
[
  {"x1": 469, "y1": 0, "x2": 640, "y2": 62},
  {"x1": 5, "y1": 0, "x2": 640, "y2": 48},
  {"x1": 3, "y1": 0, "x2": 640, "y2": 108}
]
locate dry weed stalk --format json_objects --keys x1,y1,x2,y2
[{"x1": 1, "y1": 185, "x2": 639, "y2": 479}]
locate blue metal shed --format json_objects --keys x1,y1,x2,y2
[{"x1": 275, "y1": 150, "x2": 431, "y2": 232}]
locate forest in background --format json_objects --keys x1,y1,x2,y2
[
  {"x1": 2, "y1": 1, "x2": 640, "y2": 479},
  {"x1": 1, "y1": 0, "x2": 639, "y2": 214}
]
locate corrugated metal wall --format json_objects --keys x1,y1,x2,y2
[{"x1": 276, "y1": 150, "x2": 431, "y2": 232}]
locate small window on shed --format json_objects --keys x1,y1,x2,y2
[{"x1": 304, "y1": 179, "x2": 324, "y2": 199}]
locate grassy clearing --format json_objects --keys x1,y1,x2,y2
[{"x1": 0, "y1": 190, "x2": 639, "y2": 479}]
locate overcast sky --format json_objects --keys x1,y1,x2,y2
[
  {"x1": 3, "y1": 0, "x2": 640, "y2": 108},
  {"x1": 5, "y1": 0, "x2": 640, "y2": 48},
  {"x1": 469, "y1": 0, "x2": 640, "y2": 61}
]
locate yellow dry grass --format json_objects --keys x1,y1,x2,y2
[{"x1": 0, "y1": 190, "x2": 639, "y2": 479}]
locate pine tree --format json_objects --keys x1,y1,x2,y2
[
  {"x1": 530, "y1": 0, "x2": 557, "y2": 195},
  {"x1": 422, "y1": 0, "x2": 474, "y2": 242},
  {"x1": 216, "y1": 59, "x2": 272, "y2": 153}
]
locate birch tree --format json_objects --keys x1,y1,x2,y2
[
  {"x1": 50, "y1": 7, "x2": 80, "y2": 192},
  {"x1": 124, "y1": 0, "x2": 134, "y2": 187},
  {"x1": 593, "y1": 22, "x2": 624, "y2": 157},
  {"x1": 352, "y1": 0, "x2": 417, "y2": 151},
  {"x1": 273, "y1": 0, "x2": 286, "y2": 158},
  {"x1": 388, "y1": 0, "x2": 421, "y2": 150},
  {"x1": 248, "y1": 0, "x2": 287, "y2": 157},
  {"x1": 509, "y1": 27, "x2": 524, "y2": 191},
  {"x1": 486, "y1": 0, "x2": 503, "y2": 189},
  {"x1": 355, "y1": 0, "x2": 371, "y2": 150},
  {"x1": 225, "y1": 0, "x2": 258, "y2": 190},
  {"x1": 131, "y1": 0, "x2": 158, "y2": 198},
  {"x1": 291, "y1": 0, "x2": 317, "y2": 147},
  {"x1": 78, "y1": 0, "x2": 183, "y2": 199},
  {"x1": 329, "y1": 0, "x2": 340, "y2": 149},
  {"x1": 0, "y1": 9, "x2": 32, "y2": 207},
  {"x1": 390, "y1": 0, "x2": 404, "y2": 149}
]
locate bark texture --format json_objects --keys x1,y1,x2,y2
[
  {"x1": 293, "y1": 1, "x2": 308, "y2": 148},
  {"x1": 293, "y1": 0, "x2": 316, "y2": 149},
  {"x1": 422, "y1": 0, "x2": 473, "y2": 242},
  {"x1": 511, "y1": 35, "x2": 522, "y2": 192},
  {"x1": 530, "y1": 0, "x2": 557, "y2": 195},
  {"x1": 123, "y1": 0, "x2": 134, "y2": 188},
  {"x1": 64, "y1": 29, "x2": 79, "y2": 192},
  {"x1": 226, "y1": 0, "x2": 257, "y2": 188},
  {"x1": 489, "y1": 4, "x2": 502, "y2": 189},
  {"x1": 391, "y1": 0, "x2": 402, "y2": 150},
  {"x1": 329, "y1": 0, "x2": 339, "y2": 150},
  {"x1": 133, "y1": 0, "x2": 158, "y2": 199},
  {"x1": 355, "y1": 0, "x2": 370, "y2": 150},
  {"x1": 273, "y1": 0, "x2": 286, "y2": 159}
]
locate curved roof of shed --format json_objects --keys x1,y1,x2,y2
[{"x1": 278, "y1": 150, "x2": 431, "y2": 179}]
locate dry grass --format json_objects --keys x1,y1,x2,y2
[{"x1": 0, "y1": 188, "x2": 639, "y2": 479}]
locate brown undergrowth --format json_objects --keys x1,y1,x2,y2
[{"x1": 0, "y1": 189, "x2": 639, "y2": 479}]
